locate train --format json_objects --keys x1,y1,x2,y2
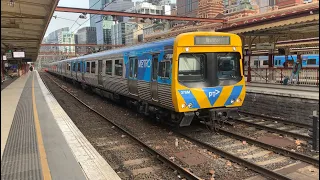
[
  {"x1": 46, "y1": 32, "x2": 246, "y2": 127},
  {"x1": 246, "y1": 54, "x2": 319, "y2": 68}
]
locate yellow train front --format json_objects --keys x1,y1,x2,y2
[{"x1": 171, "y1": 32, "x2": 246, "y2": 127}]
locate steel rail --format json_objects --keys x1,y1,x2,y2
[
  {"x1": 42, "y1": 73, "x2": 201, "y2": 180},
  {"x1": 239, "y1": 111, "x2": 312, "y2": 129},
  {"x1": 217, "y1": 128, "x2": 319, "y2": 167},
  {"x1": 233, "y1": 118, "x2": 312, "y2": 141},
  {"x1": 174, "y1": 130, "x2": 292, "y2": 180}
]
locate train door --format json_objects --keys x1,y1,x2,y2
[
  {"x1": 151, "y1": 54, "x2": 159, "y2": 101},
  {"x1": 98, "y1": 60, "x2": 103, "y2": 86},
  {"x1": 64, "y1": 62, "x2": 66, "y2": 75},
  {"x1": 71, "y1": 61, "x2": 74, "y2": 77},
  {"x1": 75, "y1": 61, "x2": 78, "y2": 80},
  {"x1": 128, "y1": 57, "x2": 138, "y2": 95},
  {"x1": 82, "y1": 60, "x2": 85, "y2": 81}
]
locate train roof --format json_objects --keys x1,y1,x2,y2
[{"x1": 57, "y1": 38, "x2": 175, "y2": 63}]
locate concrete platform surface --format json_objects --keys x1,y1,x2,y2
[
  {"x1": 1, "y1": 71, "x2": 121, "y2": 180},
  {"x1": 246, "y1": 82, "x2": 319, "y2": 100}
]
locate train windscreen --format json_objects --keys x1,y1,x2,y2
[{"x1": 178, "y1": 52, "x2": 242, "y2": 87}]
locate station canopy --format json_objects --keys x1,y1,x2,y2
[{"x1": 1, "y1": 0, "x2": 59, "y2": 61}]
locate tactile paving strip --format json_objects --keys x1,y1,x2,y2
[{"x1": 1, "y1": 76, "x2": 42, "y2": 180}]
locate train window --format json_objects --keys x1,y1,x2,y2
[
  {"x1": 152, "y1": 57, "x2": 158, "y2": 80},
  {"x1": 307, "y1": 59, "x2": 317, "y2": 65},
  {"x1": 158, "y1": 61, "x2": 170, "y2": 78},
  {"x1": 165, "y1": 61, "x2": 170, "y2": 77},
  {"x1": 158, "y1": 62, "x2": 166, "y2": 77},
  {"x1": 91, "y1": 62, "x2": 96, "y2": 73},
  {"x1": 129, "y1": 58, "x2": 134, "y2": 78},
  {"x1": 78, "y1": 62, "x2": 81, "y2": 72},
  {"x1": 263, "y1": 60, "x2": 268, "y2": 65},
  {"x1": 178, "y1": 54, "x2": 205, "y2": 81},
  {"x1": 115, "y1": 60, "x2": 123, "y2": 76},
  {"x1": 72, "y1": 63, "x2": 76, "y2": 71},
  {"x1": 86, "y1": 62, "x2": 90, "y2": 72},
  {"x1": 217, "y1": 52, "x2": 241, "y2": 80},
  {"x1": 254, "y1": 61, "x2": 259, "y2": 67},
  {"x1": 66, "y1": 63, "x2": 70, "y2": 71},
  {"x1": 134, "y1": 58, "x2": 138, "y2": 78},
  {"x1": 106, "y1": 60, "x2": 112, "y2": 75}
]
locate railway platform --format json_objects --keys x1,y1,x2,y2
[
  {"x1": 1, "y1": 71, "x2": 121, "y2": 180},
  {"x1": 246, "y1": 82, "x2": 319, "y2": 100}
]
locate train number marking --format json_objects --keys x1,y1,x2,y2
[
  {"x1": 208, "y1": 90, "x2": 220, "y2": 98},
  {"x1": 180, "y1": 90, "x2": 191, "y2": 95}
]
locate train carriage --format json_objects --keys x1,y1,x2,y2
[{"x1": 47, "y1": 32, "x2": 246, "y2": 127}]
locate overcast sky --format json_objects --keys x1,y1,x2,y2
[{"x1": 45, "y1": 0, "x2": 91, "y2": 36}]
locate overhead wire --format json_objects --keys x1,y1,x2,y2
[
  {"x1": 70, "y1": 0, "x2": 118, "y2": 34},
  {"x1": 54, "y1": 0, "x2": 202, "y2": 54},
  {"x1": 52, "y1": 1, "x2": 271, "y2": 53}
]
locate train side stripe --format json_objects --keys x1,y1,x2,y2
[
  {"x1": 178, "y1": 90, "x2": 200, "y2": 109},
  {"x1": 224, "y1": 85, "x2": 243, "y2": 106}
]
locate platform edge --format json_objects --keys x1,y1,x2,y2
[{"x1": 35, "y1": 71, "x2": 121, "y2": 180}]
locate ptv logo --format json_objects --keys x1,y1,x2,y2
[{"x1": 208, "y1": 90, "x2": 220, "y2": 98}]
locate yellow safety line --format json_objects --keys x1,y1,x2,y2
[{"x1": 32, "y1": 73, "x2": 52, "y2": 180}]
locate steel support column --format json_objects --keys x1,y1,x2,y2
[{"x1": 247, "y1": 36, "x2": 252, "y2": 82}]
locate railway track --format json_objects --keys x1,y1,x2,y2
[
  {"x1": 239, "y1": 111, "x2": 311, "y2": 128},
  {"x1": 42, "y1": 72, "x2": 319, "y2": 180},
  {"x1": 235, "y1": 112, "x2": 312, "y2": 141},
  {"x1": 177, "y1": 126, "x2": 319, "y2": 180},
  {"x1": 42, "y1": 73, "x2": 201, "y2": 180}
]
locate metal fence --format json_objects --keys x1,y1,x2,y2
[{"x1": 244, "y1": 67, "x2": 319, "y2": 86}]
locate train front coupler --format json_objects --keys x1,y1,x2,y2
[{"x1": 205, "y1": 108, "x2": 240, "y2": 130}]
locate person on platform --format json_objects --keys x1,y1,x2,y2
[
  {"x1": 289, "y1": 59, "x2": 302, "y2": 85},
  {"x1": 283, "y1": 61, "x2": 288, "y2": 68}
]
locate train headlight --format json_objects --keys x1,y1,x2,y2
[
  {"x1": 181, "y1": 103, "x2": 187, "y2": 108},
  {"x1": 188, "y1": 103, "x2": 193, "y2": 108},
  {"x1": 230, "y1": 99, "x2": 235, "y2": 104},
  {"x1": 236, "y1": 98, "x2": 242, "y2": 103}
]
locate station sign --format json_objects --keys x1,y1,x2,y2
[
  {"x1": 194, "y1": 36, "x2": 230, "y2": 45},
  {"x1": 256, "y1": 43, "x2": 275, "y2": 50},
  {"x1": 13, "y1": 51, "x2": 25, "y2": 58},
  {"x1": 5, "y1": 52, "x2": 12, "y2": 59}
]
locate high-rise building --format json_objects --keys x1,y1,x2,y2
[
  {"x1": 275, "y1": 0, "x2": 304, "y2": 9},
  {"x1": 223, "y1": 0, "x2": 257, "y2": 18},
  {"x1": 96, "y1": 0, "x2": 134, "y2": 46},
  {"x1": 126, "y1": 23, "x2": 144, "y2": 45},
  {"x1": 89, "y1": 0, "x2": 108, "y2": 27},
  {"x1": 111, "y1": 22, "x2": 136, "y2": 45},
  {"x1": 134, "y1": 2, "x2": 171, "y2": 15},
  {"x1": 58, "y1": 31, "x2": 75, "y2": 54},
  {"x1": 76, "y1": 27, "x2": 97, "y2": 54},
  {"x1": 91, "y1": 0, "x2": 134, "y2": 47},
  {"x1": 198, "y1": 0, "x2": 223, "y2": 18},
  {"x1": 254, "y1": 0, "x2": 275, "y2": 13},
  {"x1": 44, "y1": 27, "x2": 69, "y2": 44},
  {"x1": 176, "y1": 0, "x2": 199, "y2": 17},
  {"x1": 41, "y1": 27, "x2": 69, "y2": 53}
]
